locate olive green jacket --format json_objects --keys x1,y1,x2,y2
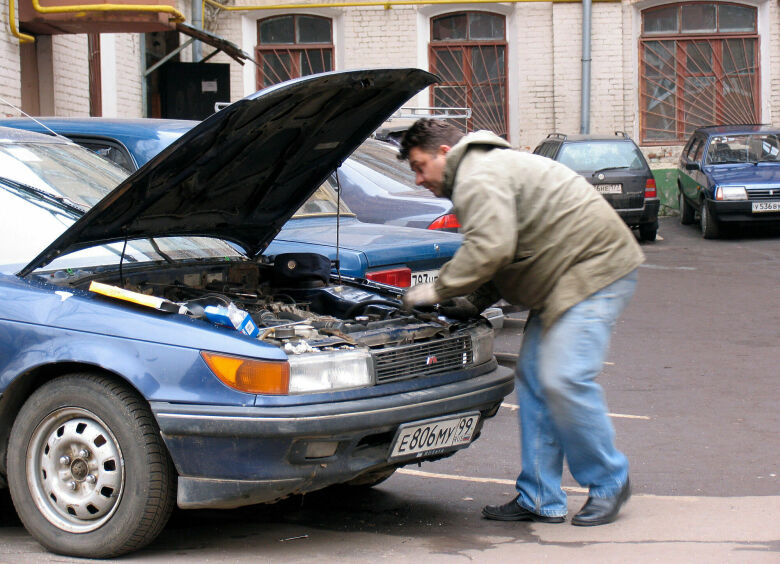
[{"x1": 432, "y1": 131, "x2": 644, "y2": 329}]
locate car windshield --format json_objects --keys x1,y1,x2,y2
[
  {"x1": 349, "y1": 139, "x2": 422, "y2": 191},
  {"x1": 0, "y1": 140, "x2": 242, "y2": 273},
  {"x1": 705, "y1": 134, "x2": 780, "y2": 165},
  {"x1": 292, "y1": 180, "x2": 355, "y2": 217},
  {"x1": 557, "y1": 141, "x2": 647, "y2": 172}
]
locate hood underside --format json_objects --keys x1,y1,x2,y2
[{"x1": 20, "y1": 69, "x2": 438, "y2": 276}]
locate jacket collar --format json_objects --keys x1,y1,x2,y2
[{"x1": 442, "y1": 130, "x2": 511, "y2": 198}]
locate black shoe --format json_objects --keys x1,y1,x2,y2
[
  {"x1": 482, "y1": 496, "x2": 565, "y2": 523},
  {"x1": 571, "y1": 478, "x2": 631, "y2": 526}
]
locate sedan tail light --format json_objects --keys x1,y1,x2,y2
[
  {"x1": 427, "y1": 213, "x2": 461, "y2": 231},
  {"x1": 366, "y1": 267, "x2": 412, "y2": 287},
  {"x1": 645, "y1": 178, "x2": 657, "y2": 198}
]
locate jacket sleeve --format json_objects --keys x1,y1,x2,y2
[{"x1": 434, "y1": 157, "x2": 518, "y2": 300}]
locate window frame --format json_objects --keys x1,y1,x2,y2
[
  {"x1": 255, "y1": 14, "x2": 334, "y2": 89},
  {"x1": 638, "y1": 2, "x2": 760, "y2": 145}
]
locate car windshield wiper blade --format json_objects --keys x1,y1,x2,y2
[
  {"x1": 0, "y1": 177, "x2": 88, "y2": 217},
  {"x1": 592, "y1": 166, "x2": 629, "y2": 176}
]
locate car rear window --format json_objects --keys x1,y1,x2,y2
[
  {"x1": 557, "y1": 141, "x2": 647, "y2": 172},
  {"x1": 350, "y1": 139, "x2": 421, "y2": 188}
]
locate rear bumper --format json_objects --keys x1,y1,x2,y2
[
  {"x1": 151, "y1": 363, "x2": 514, "y2": 509},
  {"x1": 615, "y1": 197, "x2": 660, "y2": 227}
]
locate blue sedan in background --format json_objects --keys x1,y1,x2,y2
[
  {"x1": 677, "y1": 124, "x2": 780, "y2": 238},
  {"x1": 0, "y1": 69, "x2": 513, "y2": 558}
]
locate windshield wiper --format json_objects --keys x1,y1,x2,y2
[
  {"x1": 0, "y1": 177, "x2": 88, "y2": 217},
  {"x1": 592, "y1": 166, "x2": 629, "y2": 176}
]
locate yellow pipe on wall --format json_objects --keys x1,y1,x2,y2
[
  {"x1": 203, "y1": 0, "x2": 617, "y2": 12},
  {"x1": 9, "y1": 0, "x2": 35, "y2": 43}
]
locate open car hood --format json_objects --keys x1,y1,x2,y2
[{"x1": 20, "y1": 69, "x2": 437, "y2": 276}]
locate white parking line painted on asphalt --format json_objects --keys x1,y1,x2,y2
[
  {"x1": 500, "y1": 402, "x2": 651, "y2": 420},
  {"x1": 397, "y1": 468, "x2": 588, "y2": 494}
]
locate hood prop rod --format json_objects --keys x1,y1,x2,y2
[{"x1": 334, "y1": 168, "x2": 342, "y2": 284}]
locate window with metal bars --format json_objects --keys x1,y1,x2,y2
[
  {"x1": 255, "y1": 15, "x2": 333, "y2": 89},
  {"x1": 639, "y1": 2, "x2": 759, "y2": 144},
  {"x1": 429, "y1": 12, "x2": 507, "y2": 139}
]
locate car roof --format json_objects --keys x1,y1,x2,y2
[
  {"x1": 0, "y1": 125, "x2": 75, "y2": 144},
  {"x1": 695, "y1": 124, "x2": 779, "y2": 136},
  {"x1": 0, "y1": 117, "x2": 197, "y2": 140},
  {"x1": 544, "y1": 132, "x2": 634, "y2": 143}
]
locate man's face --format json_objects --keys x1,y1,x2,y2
[{"x1": 408, "y1": 146, "x2": 449, "y2": 197}]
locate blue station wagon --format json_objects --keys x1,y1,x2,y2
[
  {"x1": 0, "y1": 70, "x2": 514, "y2": 558},
  {"x1": 677, "y1": 124, "x2": 780, "y2": 238}
]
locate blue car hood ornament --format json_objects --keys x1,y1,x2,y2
[{"x1": 19, "y1": 68, "x2": 438, "y2": 276}]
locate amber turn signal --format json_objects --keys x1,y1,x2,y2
[{"x1": 201, "y1": 351, "x2": 290, "y2": 394}]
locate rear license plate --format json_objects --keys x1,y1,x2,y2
[
  {"x1": 752, "y1": 201, "x2": 780, "y2": 213},
  {"x1": 388, "y1": 412, "x2": 480, "y2": 461},
  {"x1": 411, "y1": 269, "x2": 439, "y2": 285},
  {"x1": 595, "y1": 184, "x2": 622, "y2": 194}
]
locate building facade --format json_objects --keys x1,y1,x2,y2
[{"x1": 3, "y1": 0, "x2": 780, "y2": 207}]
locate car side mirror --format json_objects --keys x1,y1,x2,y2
[{"x1": 685, "y1": 162, "x2": 700, "y2": 171}]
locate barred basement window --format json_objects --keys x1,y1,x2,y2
[
  {"x1": 255, "y1": 15, "x2": 333, "y2": 89},
  {"x1": 429, "y1": 11, "x2": 508, "y2": 138},
  {"x1": 639, "y1": 2, "x2": 759, "y2": 144}
]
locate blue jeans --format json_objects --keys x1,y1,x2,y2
[{"x1": 514, "y1": 270, "x2": 637, "y2": 517}]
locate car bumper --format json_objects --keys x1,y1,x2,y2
[
  {"x1": 706, "y1": 199, "x2": 780, "y2": 223},
  {"x1": 615, "y1": 197, "x2": 660, "y2": 226},
  {"x1": 151, "y1": 363, "x2": 514, "y2": 509}
]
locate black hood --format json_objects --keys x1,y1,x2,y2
[{"x1": 20, "y1": 69, "x2": 437, "y2": 276}]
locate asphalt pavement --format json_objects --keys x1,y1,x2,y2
[{"x1": 0, "y1": 216, "x2": 777, "y2": 562}]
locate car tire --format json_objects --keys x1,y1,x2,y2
[
  {"x1": 700, "y1": 201, "x2": 720, "y2": 239},
  {"x1": 639, "y1": 220, "x2": 658, "y2": 242},
  {"x1": 7, "y1": 373, "x2": 176, "y2": 558},
  {"x1": 679, "y1": 189, "x2": 695, "y2": 225},
  {"x1": 343, "y1": 467, "x2": 397, "y2": 488}
]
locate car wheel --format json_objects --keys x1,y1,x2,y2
[
  {"x1": 7, "y1": 373, "x2": 176, "y2": 558},
  {"x1": 700, "y1": 201, "x2": 720, "y2": 239},
  {"x1": 679, "y1": 189, "x2": 695, "y2": 225},
  {"x1": 343, "y1": 467, "x2": 397, "y2": 488},
  {"x1": 638, "y1": 220, "x2": 658, "y2": 242}
]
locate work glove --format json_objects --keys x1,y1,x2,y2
[
  {"x1": 438, "y1": 296, "x2": 480, "y2": 321},
  {"x1": 402, "y1": 282, "x2": 440, "y2": 309}
]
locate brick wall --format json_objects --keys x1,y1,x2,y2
[
  {"x1": 114, "y1": 34, "x2": 143, "y2": 117},
  {"x1": 52, "y1": 35, "x2": 89, "y2": 115},
  {"x1": 342, "y1": 6, "x2": 417, "y2": 69},
  {"x1": 0, "y1": 2, "x2": 22, "y2": 113}
]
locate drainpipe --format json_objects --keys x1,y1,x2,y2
[
  {"x1": 192, "y1": 0, "x2": 202, "y2": 61},
  {"x1": 580, "y1": 0, "x2": 591, "y2": 134}
]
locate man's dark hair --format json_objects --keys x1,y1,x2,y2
[{"x1": 398, "y1": 119, "x2": 465, "y2": 161}]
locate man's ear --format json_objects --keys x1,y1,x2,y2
[{"x1": 438, "y1": 145, "x2": 451, "y2": 156}]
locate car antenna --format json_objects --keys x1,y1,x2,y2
[
  {"x1": 334, "y1": 169, "x2": 342, "y2": 284},
  {"x1": 0, "y1": 95, "x2": 70, "y2": 141}
]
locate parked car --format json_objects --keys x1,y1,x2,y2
[
  {"x1": 533, "y1": 132, "x2": 660, "y2": 241},
  {"x1": 677, "y1": 125, "x2": 780, "y2": 239},
  {"x1": 0, "y1": 70, "x2": 514, "y2": 558},
  {"x1": 0, "y1": 117, "x2": 459, "y2": 232}
]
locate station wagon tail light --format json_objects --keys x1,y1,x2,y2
[
  {"x1": 201, "y1": 352, "x2": 290, "y2": 394},
  {"x1": 644, "y1": 178, "x2": 657, "y2": 198},
  {"x1": 366, "y1": 267, "x2": 411, "y2": 287},
  {"x1": 715, "y1": 186, "x2": 747, "y2": 201},
  {"x1": 428, "y1": 213, "x2": 461, "y2": 231}
]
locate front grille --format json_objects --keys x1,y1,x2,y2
[
  {"x1": 748, "y1": 189, "x2": 780, "y2": 200},
  {"x1": 373, "y1": 335, "x2": 473, "y2": 384}
]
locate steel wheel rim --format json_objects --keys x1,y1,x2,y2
[{"x1": 26, "y1": 407, "x2": 125, "y2": 533}]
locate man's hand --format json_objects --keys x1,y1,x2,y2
[
  {"x1": 438, "y1": 296, "x2": 480, "y2": 321},
  {"x1": 402, "y1": 283, "x2": 440, "y2": 309}
]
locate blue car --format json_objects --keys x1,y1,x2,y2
[
  {"x1": 0, "y1": 69, "x2": 513, "y2": 558},
  {"x1": 677, "y1": 125, "x2": 780, "y2": 238},
  {"x1": 0, "y1": 117, "x2": 461, "y2": 287}
]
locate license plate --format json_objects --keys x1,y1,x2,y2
[
  {"x1": 411, "y1": 269, "x2": 439, "y2": 285},
  {"x1": 595, "y1": 184, "x2": 622, "y2": 194},
  {"x1": 752, "y1": 201, "x2": 780, "y2": 213},
  {"x1": 388, "y1": 412, "x2": 480, "y2": 461}
]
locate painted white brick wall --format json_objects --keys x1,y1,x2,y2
[
  {"x1": 52, "y1": 34, "x2": 89, "y2": 115},
  {"x1": 114, "y1": 34, "x2": 143, "y2": 117},
  {"x1": 342, "y1": 6, "x2": 416, "y2": 69},
  {"x1": 0, "y1": 2, "x2": 22, "y2": 113}
]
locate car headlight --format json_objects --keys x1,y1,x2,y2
[
  {"x1": 287, "y1": 349, "x2": 374, "y2": 393},
  {"x1": 468, "y1": 323, "x2": 495, "y2": 365},
  {"x1": 715, "y1": 186, "x2": 747, "y2": 201}
]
